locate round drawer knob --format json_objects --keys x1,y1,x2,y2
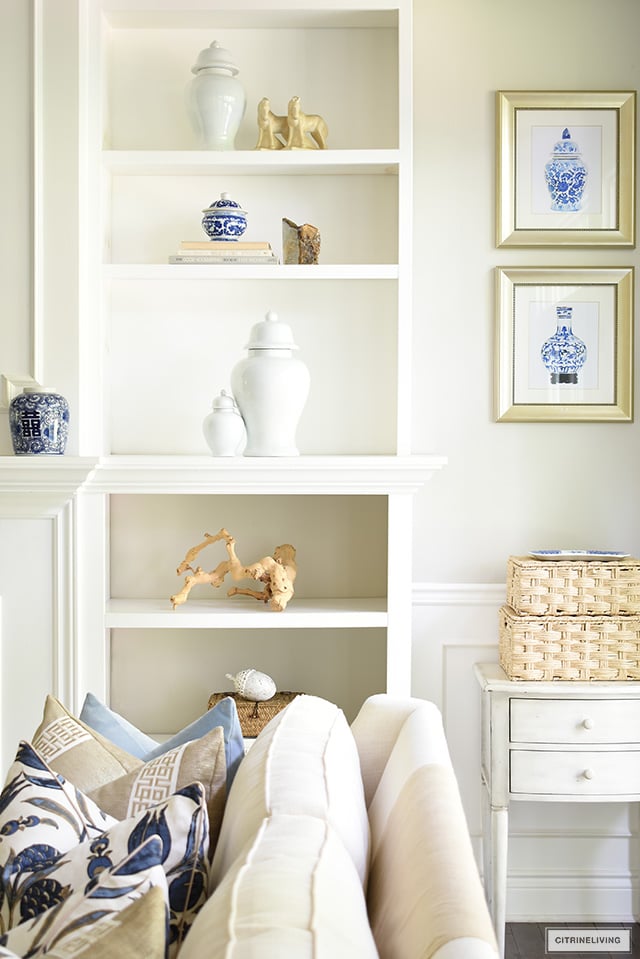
[
  {"x1": 583, "y1": 768, "x2": 594, "y2": 780},
  {"x1": 582, "y1": 718, "x2": 594, "y2": 730}
]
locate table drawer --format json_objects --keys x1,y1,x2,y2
[
  {"x1": 510, "y1": 749, "x2": 640, "y2": 796},
  {"x1": 510, "y1": 698, "x2": 640, "y2": 744}
]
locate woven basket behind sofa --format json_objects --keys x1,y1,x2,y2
[{"x1": 207, "y1": 691, "x2": 302, "y2": 737}]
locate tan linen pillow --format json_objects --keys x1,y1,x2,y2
[
  {"x1": 32, "y1": 695, "x2": 143, "y2": 789},
  {"x1": 32, "y1": 695, "x2": 227, "y2": 846},
  {"x1": 87, "y1": 728, "x2": 227, "y2": 847},
  {"x1": 210, "y1": 694, "x2": 369, "y2": 886},
  {"x1": 181, "y1": 813, "x2": 379, "y2": 959}
]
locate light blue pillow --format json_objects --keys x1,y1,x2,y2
[{"x1": 80, "y1": 692, "x2": 244, "y2": 789}]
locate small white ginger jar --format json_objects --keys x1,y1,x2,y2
[
  {"x1": 231, "y1": 311, "x2": 310, "y2": 457},
  {"x1": 202, "y1": 389, "x2": 245, "y2": 456},
  {"x1": 188, "y1": 41, "x2": 246, "y2": 150}
]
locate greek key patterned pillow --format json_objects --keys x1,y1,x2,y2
[{"x1": 32, "y1": 696, "x2": 227, "y2": 846}]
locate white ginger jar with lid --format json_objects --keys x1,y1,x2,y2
[
  {"x1": 231, "y1": 310, "x2": 310, "y2": 456},
  {"x1": 202, "y1": 389, "x2": 245, "y2": 456},
  {"x1": 188, "y1": 41, "x2": 246, "y2": 150}
]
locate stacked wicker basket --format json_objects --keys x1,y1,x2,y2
[{"x1": 499, "y1": 555, "x2": 640, "y2": 681}]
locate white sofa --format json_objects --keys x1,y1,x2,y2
[
  {"x1": 181, "y1": 693, "x2": 499, "y2": 959},
  {"x1": 0, "y1": 693, "x2": 498, "y2": 959}
]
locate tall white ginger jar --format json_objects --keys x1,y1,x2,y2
[
  {"x1": 231, "y1": 311, "x2": 310, "y2": 457},
  {"x1": 188, "y1": 41, "x2": 246, "y2": 150}
]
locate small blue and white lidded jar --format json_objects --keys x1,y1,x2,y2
[
  {"x1": 202, "y1": 192, "x2": 247, "y2": 240},
  {"x1": 544, "y1": 128, "x2": 588, "y2": 212},
  {"x1": 540, "y1": 306, "x2": 587, "y2": 385},
  {"x1": 9, "y1": 387, "x2": 69, "y2": 455}
]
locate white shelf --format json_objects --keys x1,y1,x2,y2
[
  {"x1": 103, "y1": 149, "x2": 400, "y2": 177},
  {"x1": 107, "y1": 596, "x2": 387, "y2": 628},
  {"x1": 104, "y1": 264, "x2": 399, "y2": 280},
  {"x1": 101, "y1": 2, "x2": 398, "y2": 30},
  {"x1": 88, "y1": 454, "x2": 447, "y2": 494}
]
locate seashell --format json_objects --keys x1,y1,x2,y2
[{"x1": 225, "y1": 668, "x2": 276, "y2": 702}]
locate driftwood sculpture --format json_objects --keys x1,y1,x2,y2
[{"x1": 170, "y1": 528, "x2": 297, "y2": 612}]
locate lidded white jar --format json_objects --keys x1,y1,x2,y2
[
  {"x1": 231, "y1": 311, "x2": 310, "y2": 457},
  {"x1": 188, "y1": 41, "x2": 246, "y2": 150},
  {"x1": 202, "y1": 390, "x2": 245, "y2": 456}
]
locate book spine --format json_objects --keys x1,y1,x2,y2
[{"x1": 169, "y1": 255, "x2": 279, "y2": 265}]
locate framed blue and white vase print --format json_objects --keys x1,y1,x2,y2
[
  {"x1": 496, "y1": 91, "x2": 636, "y2": 247},
  {"x1": 494, "y1": 266, "x2": 633, "y2": 422}
]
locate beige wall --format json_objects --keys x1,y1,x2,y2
[
  {"x1": 0, "y1": 0, "x2": 32, "y2": 375},
  {"x1": 412, "y1": 0, "x2": 640, "y2": 584}
]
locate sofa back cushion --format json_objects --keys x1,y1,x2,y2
[
  {"x1": 357, "y1": 699, "x2": 498, "y2": 959},
  {"x1": 180, "y1": 813, "x2": 378, "y2": 959},
  {"x1": 210, "y1": 694, "x2": 369, "y2": 886}
]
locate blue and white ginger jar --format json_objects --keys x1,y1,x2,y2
[
  {"x1": 202, "y1": 192, "x2": 247, "y2": 240},
  {"x1": 540, "y1": 306, "x2": 587, "y2": 385},
  {"x1": 9, "y1": 387, "x2": 69, "y2": 455},
  {"x1": 544, "y1": 128, "x2": 588, "y2": 212}
]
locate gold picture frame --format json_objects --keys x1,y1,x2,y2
[
  {"x1": 496, "y1": 91, "x2": 636, "y2": 247},
  {"x1": 495, "y1": 266, "x2": 633, "y2": 422}
]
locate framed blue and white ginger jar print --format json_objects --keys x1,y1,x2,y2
[
  {"x1": 494, "y1": 266, "x2": 634, "y2": 422},
  {"x1": 496, "y1": 91, "x2": 636, "y2": 247}
]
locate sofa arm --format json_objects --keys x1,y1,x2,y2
[{"x1": 353, "y1": 696, "x2": 498, "y2": 959}]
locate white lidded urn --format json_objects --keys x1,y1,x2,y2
[
  {"x1": 202, "y1": 389, "x2": 245, "y2": 456},
  {"x1": 188, "y1": 41, "x2": 246, "y2": 150},
  {"x1": 231, "y1": 311, "x2": 310, "y2": 456}
]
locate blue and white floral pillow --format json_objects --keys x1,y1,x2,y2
[
  {"x1": 0, "y1": 742, "x2": 210, "y2": 957},
  {"x1": 0, "y1": 740, "x2": 116, "y2": 890},
  {"x1": 0, "y1": 835, "x2": 168, "y2": 959}
]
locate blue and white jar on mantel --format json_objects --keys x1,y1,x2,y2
[
  {"x1": 9, "y1": 387, "x2": 69, "y2": 455},
  {"x1": 540, "y1": 306, "x2": 587, "y2": 385},
  {"x1": 544, "y1": 128, "x2": 588, "y2": 212}
]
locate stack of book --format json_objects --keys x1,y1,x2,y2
[{"x1": 169, "y1": 240, "x2": 279, "y2": 265}]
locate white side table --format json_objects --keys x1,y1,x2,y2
[{"x1": 474, "y1": 662, "x2": 640, "y2": 957}]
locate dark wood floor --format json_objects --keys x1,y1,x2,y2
[{"x1": 506, "y1": 923, "x2": 639, "y2": 958}]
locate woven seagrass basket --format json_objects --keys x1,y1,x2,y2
[
  {"x1": 506, "y1": 556, "x2": 640, "y2": 617},
  {"x1": 499, "y1": 604, "x2": 640, "y2": 681},
  {"x1": 207, "y1": 691, "x2": 302, "y2": 737}
]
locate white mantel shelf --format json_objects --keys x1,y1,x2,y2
[
  {"x1": 0, "y1": 455, "x2": 446, "y2": 497},
  {"x1": 107, "y1": 596, "x2": 387, "y2": 629},
  {"x1": 0, "y1": 457, "x2": 98, "y2": 493},
  {"x1": 87, "y1": 455, "x2": 447, "y2": 495}
]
